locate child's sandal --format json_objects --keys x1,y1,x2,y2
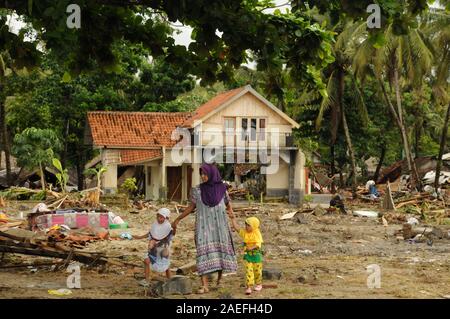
[{"x1": 254, "y1": 284, "x2": 263, "y2": 292}]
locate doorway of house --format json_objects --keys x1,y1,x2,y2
[{"x1": 167, "y1": 166, "x2": 182, "y2": 201}]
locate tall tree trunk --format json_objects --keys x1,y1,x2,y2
[
  {"x1": 414, "y1": 122, "x2": 421, "y2": 158},
  {"x1": 379, "y1": 76, "x2": 421, "y2": 191},
  {"x1": 338, "y1": 69, "x2": 358, "y2": 197},
  {"x1": 330, "y1": 144, "x2": 336, "y2": 193},
  {"x1": 434, "y1": 102, "x2": 450, "y2": 190},
  {"x1": 77, "y1": 147, "x2": 86, "y2": 191},
  {"x1": 62, "y1": 118, "x2": 70, "y2": 168},
  {"x1": 0, "y1": 100, "x2": 11, "y2": 186},
  {"x1": 373, "y1": 146, "x2": 386, "y2": 182},
  {"x1": 393, "y1": 67, "x2": 422, "y2": 191},
  {"x1": 39, "y1": 162, "x2": 45, "y2": 191}
]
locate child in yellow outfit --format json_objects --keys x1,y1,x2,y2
[{"x1": 230, "y1": 216, "x2": 263, "y2": 295}]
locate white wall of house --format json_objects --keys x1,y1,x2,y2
[
  {"x1": 266, "y1": 157, "x2": 289, "y2": 190},
  {"x1": 295, "y1": 151, "x2": 305, "y2": 191},
  {"x1": 101, "y1": 149, "x2": 120, "y2": 193},
  {"x1": 199, "y1": 93, "x2": 293, "y2": 147},
  {"x1": 144, "y1": 160, "x2": 161, "y2": 200}
]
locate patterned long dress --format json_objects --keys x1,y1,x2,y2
[{"x1": 191, "y1": 186, "x2": 237, "y2": 275}]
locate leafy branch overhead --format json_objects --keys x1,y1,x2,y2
[{"x1": 0, "y1": 0, "x2": 335, "y2": 91}]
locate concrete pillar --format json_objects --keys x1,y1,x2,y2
[
  {"x1": 288, "y1": 150, "x2": 302, "y2": 206},
  {"x1": 145, "y1": 166, "x2": 150, "y2": 200},
  {"x1": 159, "y1": 147, "x2": 167, "y2": 200},
  {"x1": 102, "y1": 164, "x2": 117, "y2": 194},
  {"x1": 234, "y1": 173, "x2": 241, "y2": 185},
  {"x1": 101, "y1": 149, "x2": 118, "y2": 194},
  {"x1": 191, "y1": 147, "x2": 201, "y2": 187},
  {"x1": 151, "y1": 165, "x2": 161, "y2": 200},
  {"x1": 181, "y1": 164, "x2": 187, "y2": 201}
]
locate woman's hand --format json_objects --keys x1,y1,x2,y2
[{"x1": 171, "y1": 219, "x2": 179, "y2": 235}]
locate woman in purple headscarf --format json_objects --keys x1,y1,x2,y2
[{"x1": 172, "y1": 163, "x2": 237, "y2": 293}]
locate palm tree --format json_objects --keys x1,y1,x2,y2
[
  {"x1": 353, "y1": 16, "x2": 434, "y2": 191},
  {"x1": 421, "y1": 7, "x2": 450, "y2": 190},
  {"x1": 0, "y1": 53, "x2": 13, "y2": 186},
  {"x1": 315, "y1": 20, "x2": 369, "y2": 197}
]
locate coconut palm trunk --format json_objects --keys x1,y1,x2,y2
[
  {"x1": 337, "y1": 69, "x2": 358, "y2": 197},
  {"x1": 39, "y1": 162, "x2": 46, "y2": 191},
  {"x1": 373, "y1": 146, "x2": 386, "y2": 182},
  {"x1": 330, "y1": 144, "x2": 336, "y2": 193},
  {"x1": 379, "y1": 76, "x2": 421, "y2": 190},
  {"x1": 434, "y1": 102, "x2": 450, "y2": 191},
  {"x1": 0, "y1": 100, "x2": 11, "y2": 186},
  {"x1": 393, "y1": 67, "x2": 422, "y2": 190}
]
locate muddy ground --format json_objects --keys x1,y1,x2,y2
[{"x1": 1, "y1": 199, "x2": 450, "y2": 299}]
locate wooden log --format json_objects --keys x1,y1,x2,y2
[
  {"x1": 0, "y1": 230, "x2": 28, "y2": 242},
  {"x1": 46, "y1": 190, "x2": 61, "y2": 199},
  {"x1": 395, "y1": 200, "x2": 419, "y2": 209},
  {"x1": 395, "y1": 194, "x2": 432, "y2": 204},
  {"x1": 0, "y1": 244, "x2": 107, "y2": 265},
  {"x1": 0, "y1": 261, "x2": 64, "y2": 269},
  {"x1": 233, "y1": 207, "x2": 258, "y2": 212}
]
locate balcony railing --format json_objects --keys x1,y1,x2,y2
[{"x1": 190, "y1": 131, "x2": 295, "y2": 148}]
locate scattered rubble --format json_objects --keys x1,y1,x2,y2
[
  {"x1": 151, "y1": 275, "x2": 193, "y2": 296},
  {"x1": 262, "y1": 268, "x2": 282, "y2": 280}
]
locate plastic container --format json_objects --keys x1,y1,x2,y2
[{"x1": 109, "y1": 222, "x2": 128, "y2": 229}]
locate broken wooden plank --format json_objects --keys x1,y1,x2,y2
[
  {"x1": 382, "y1": 181, "x2": 396, "y2": 210},
  {"x1": 279, "y1": 211, "x2": 299, "y2": 220},
  {"x1": 0, "y1": 244, "x2": 105, "y2": 265},
  {"x1": 395, "y1": 200, "x2": 419, "y2": 209}
]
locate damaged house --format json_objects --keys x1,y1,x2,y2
[{"x1": 85, "y1": 85, "x2": 309, "y2": 204}]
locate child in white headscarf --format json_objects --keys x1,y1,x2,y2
[{"x1": 135, "y1": 208, "x2": 173, "y2": 285}]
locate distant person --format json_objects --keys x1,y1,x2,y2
[
  {"x1": 135, "y1": 208, "x2": 173, "y2": 286},
  {"x1": 329, "y1": 192, "x2": 347, "y2": 214},
  {"x1": 229, "y1": 216, "x2": 264, "y2": 295},
  {"x1": 366, "y1": 180, "x2": 379, "y2": 198}
]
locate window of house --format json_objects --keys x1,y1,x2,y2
[
  {"x1": 241, "y1": 118, "x2": 248, "y2": 141},
  {"x1": 250, "y1": 118, "x2": 257, "y2": 141},
  {"x1": 224, "y1": 118, "x2": 235, "y2": 132},
  {"x1": 259, "y1": 119, "x2": 266, "y2": 141}
]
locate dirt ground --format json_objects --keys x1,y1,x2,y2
[{"x1": 1, "y1": 199, "x2": 450, "y2": 299}]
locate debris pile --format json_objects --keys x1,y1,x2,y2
[
  {"x1": 0, "y1": 229, "x2": 135, "y2": 268},
  {"x1": 0, "y1": 212, "x2": 27, "y2": 232}
]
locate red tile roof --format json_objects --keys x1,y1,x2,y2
[
  {"x1": 182, "y1": 86, "x2": 246, "y2": 127},
  {"x1": 87, "y1": 111, "x2": 192, "y2": 148},
  {"x1": 120, "y1": 149, "x2": 162, "y2": 165}
]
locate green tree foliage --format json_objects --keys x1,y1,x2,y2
[
  {"x1": 5, "y1": 42, "x2": 195, "y2": 189},
  {"x1": 11, "y1": 127, "x2": 61, "y2": 190},
  {"x1": 0, "y1": 0, "x2": 335, "y2": 91},
  {"x1": 52, "y1": 158, "x2": 69, "y2": 192},
  {"x1": 84, "y1": 164, "x2": 107, "y2": 190}
]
